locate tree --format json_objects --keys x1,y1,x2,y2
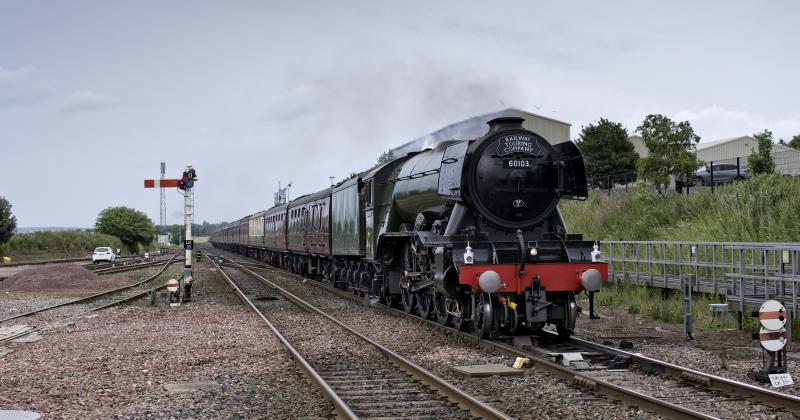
[
  {"x1": 377, "y1": 150, "x2": 395, "y2": 164},
  {"x1": 0, "y1": 196, "x2": 17, "y2": 245},
  {"x1": 787, "y1": 134, "x2": 800, "y2": 151},
  {"x1": 747, "y1": 129, "x2": 776, "y2": 175},
  {"x1": 95, "y1": 206, "x2": 155, "y2": 253},
  {"x1": 575, "y1": 118, "x2": 639, "y2": 188},
  {"x1": 635, "y1": 114, "x2": 701, "y2": 194},
  {"x1": 169, "y1": 224, "x2": 182, "y2": 245}
]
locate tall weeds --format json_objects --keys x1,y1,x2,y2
[{"x1": 560, "y1": 174, "x2": 800, "y2": 242}]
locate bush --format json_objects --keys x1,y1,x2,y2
[{"x1": 0, "y1": 230, "x2": 125, "y2": 260}]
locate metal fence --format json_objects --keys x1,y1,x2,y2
[
  {"x1": 586, "y1": 172, "x2": 638, "y2": 193},
  {"x1": 587, "y1": 149, "x2": 800, "y2": 195},
  {"x1": 603, "y1": 241, "x2": 800, "y2": 320}
]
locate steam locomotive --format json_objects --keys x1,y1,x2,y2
[{"x1": 211, "y1": 117, "x2": 607, "y2": 338}]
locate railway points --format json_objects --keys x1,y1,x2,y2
[
  {"x1": 211, "y1": 246, "x2": 800, "y2": 419},
  {"x1": 203, "y1": 113, "x2": 800, "y2": 418}
]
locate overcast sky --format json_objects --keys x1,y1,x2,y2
[{"x1": 2, "y1": 1, "x2": 799, "y2": 228}]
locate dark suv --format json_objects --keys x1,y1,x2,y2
[{"x1": 694, "y1": 163, "x2": 748, "y2": 185}]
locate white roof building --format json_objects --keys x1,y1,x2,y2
[{"x1": 627, "y1": 134, "x2": 800, "y2": 176}]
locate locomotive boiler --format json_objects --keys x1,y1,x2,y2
[{"x1": 212, "y1": 116, "x2": 607, "y2": 338}]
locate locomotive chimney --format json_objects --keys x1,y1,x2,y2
[{"x1": 486, "y1": 117, "x2": 525, "y2": 134}]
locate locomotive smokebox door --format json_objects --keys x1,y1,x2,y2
[{"x1": 465, "y1": 118, "x2": 560, "y2": 230}]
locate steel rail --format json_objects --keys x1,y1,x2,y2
[
  {"x1": 209, "y1": 251, "x2": 512, "y2": 420},
  {"x1": 204, "y1": 254, "x2": 357, "y2": 420},
  {"x1": 0, "y1": 252, "x2": 181, "y2": 324},
  {"x1": 2, "y1": 254, "x2": 141, "y2": 268},
  {"x1": 85, "y1": 258, "x2": 165, "y2": 271},
  {"x1": 566, "y1": 335, "x2": 800, "y2": 414},
  {"x1": 212, "y1": 251, "x2": 719, "y2": 420},
  {"x1": 94, "y1": 258, "x2": 176, "y2": 275},
  {"x1": 0, "y1": 285, "x2": 168, "y2": 343}
]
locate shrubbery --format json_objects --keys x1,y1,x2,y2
[{"x1": 0, "y1": 230, "x2": 125, "y2": 260}]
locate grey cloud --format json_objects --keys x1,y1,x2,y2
[
  {"x1": 2, "y1": 1, "x2": 799, "y2": 227},
  {"x1": 58, "y1": 90, "x2": 119, "y2": 114},
  {"x1": 0, "y1": 86, "x2": 52, "y2": 108},
  {"x1": 0, "y1": 65, "x2": 54, "y2": 108},
  {"x1": 0, "y1": 65, "x2": 32, "y2": 83}
]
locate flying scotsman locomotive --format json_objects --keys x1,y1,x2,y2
[{"x1": 211, "y1": 117, "x2": 607, "y2": 338}]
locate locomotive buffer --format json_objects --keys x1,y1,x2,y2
[{"x1": 145, "y1": 164, "x2": 198, "y2": 304}]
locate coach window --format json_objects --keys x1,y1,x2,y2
[
  {"x1": 364, "y1": 179, "x2": 373, "y2": 209},
  {"x1": 312, "y1": 205, "x2": 317, "y2": 231}
]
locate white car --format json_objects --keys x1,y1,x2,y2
[{"x1": 92, "y1": 247, "x2": 117, "y2": 264}]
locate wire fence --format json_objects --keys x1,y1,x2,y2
[{"x1": 587, "y1": 150, "x2": 800, "y2": 195}]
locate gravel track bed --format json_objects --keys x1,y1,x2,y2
[
  {"x1": 0, "y1": 295, "x2": 77, "y2": 319},
  {"x1": 220, "y1": 258, "x2": 657, "y2": 420},
  {"x1": 0, "y1": 265, "x2": 180, "y2": 326},
  {"x1": 0, "y1": 261, "x2": 86, "y2": 278},
  {"x1": 581, "y1": 367, "x2": 793, "y2": 419},
  {"x1": 576, "y1": 322, "x2": 800, "y2": 398},
  {"x1": 0, "y1": 261, "x2": 332, "y2": 418},
  {"x1": 223, "y1": 265, "x2": 471, "y2": 419}
]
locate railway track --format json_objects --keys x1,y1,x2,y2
[
  {"x1": 211, "y1": 247, "x2": 800, "y2": 419},
  {"x1": 2, "y1": 255, "x2": 141, "y2": 268},
  {"x1": 84, "y1": 258, "x2": 158, "y2": 271},
  {"x1": 205, "y1": 251, "x2": 510, "y2": 420},
  {"x1": 83, "y1": 260, "x2": 142, "y2": 271},
  {"x1": 0, "y1": 253, "x2": 182, "y2": 342},
  {"x1": 91, "y1": 258, "x2": 176, "y2": 275}
]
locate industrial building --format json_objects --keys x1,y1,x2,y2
[
  {"x1": 628, "y1": 134, "x2": 800, "y2": 177},
  {"x1": 390, "y1": 108, "x2": 571, "y2": 157}
]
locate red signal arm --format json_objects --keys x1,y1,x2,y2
[{"x1": 144, "y1": 179, "x2": 181, "y2": 188}]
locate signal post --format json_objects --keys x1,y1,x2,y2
[{"x1": 145, "y1": 164, "x2": 198, "y2": 305}]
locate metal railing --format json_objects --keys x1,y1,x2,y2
[
  {"x1": 587, "y1": 149, "x2": 800, "y2": 195},
  {"x1": 603, "y1": 240, "x2": 800, "y2": 318}
]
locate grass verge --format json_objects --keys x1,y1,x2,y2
[{"x1": 560, "y1": 173, "x2": 800, "y2": 242}]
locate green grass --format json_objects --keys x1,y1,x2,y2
[
  {"x1": 595, "y1": 280, "x2": 800, "y2": 335},
  {"x1": 563, "y1": 174, "x2": 800, "y2": 331},
  {"x1": 560, "y1": 174, "x2": 800, "y2": 242},
  {"x1": 193, "y1": 236, "x2": 209, "y2": 244},
  {"x1": 595, "y1": 279, "x2": 729, "y2": 326},
  {"x1": 0, "y1": 230, "x2": 125, "y2": 261}
]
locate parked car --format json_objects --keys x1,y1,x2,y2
[
  {"x1": 694, "y1": 163, "x2": 749, "y2": 185},
  {"x1": 92, "y1": 247, "x2": 116, "y2": 264}
]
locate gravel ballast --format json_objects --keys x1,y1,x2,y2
[
  {"x1": 218, "y1": 256, "x2": 659, "y2": 420},
  {"x1": 574, "y1": 303, "x2": 800, "y2": 398},
  {"x1": 0, "y1": 262, "x2": 332, "y2": 418}
]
